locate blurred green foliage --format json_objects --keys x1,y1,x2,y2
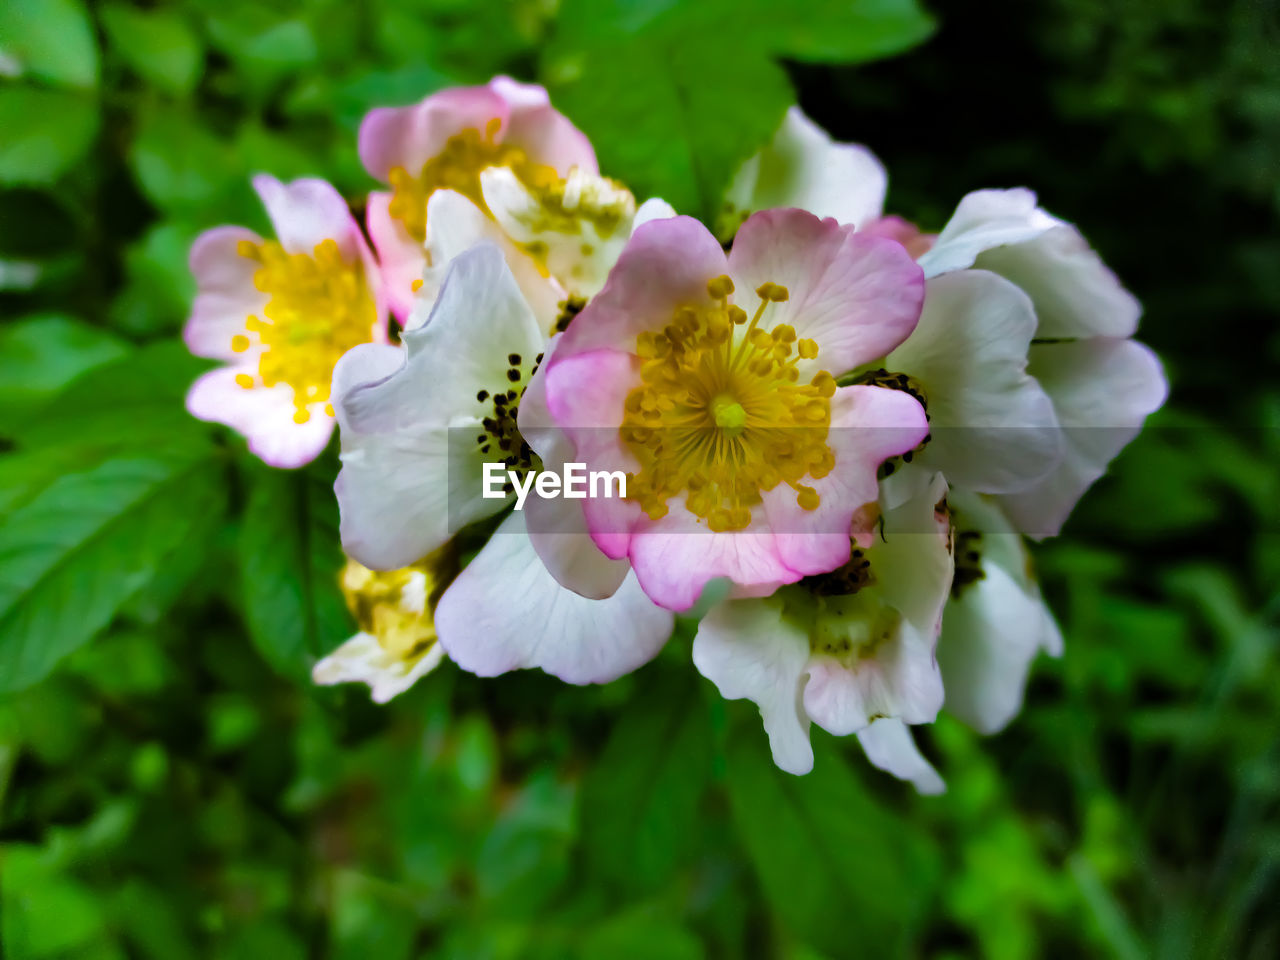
[{"x1": 0, "y1": 0, "x2": 1277, "y2": 957}]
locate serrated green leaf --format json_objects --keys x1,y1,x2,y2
[
  {"x1": 0, "y1": 87, "x2": 100, "y2": 185},
  {"x1": 579, "y1": 672, "x2": 712, "y2": 891},
  {"x1": 0, "y1": 452, "x2": 223, "y2": 692},
  {"x1": 237, "y1": 465, "x2": 352, "y2": 682},
  {"x1": 0, "y1": 0, "x2": 99, "y2": 89},
  {"x1": 99, "y1": 3, "x2": 204, "y2": 96},
  {"x1": 548, "y1": 29, "x2": 792, "y2": 220},
  {"x1": 0, "y1": 316, "x2": 129, "y2": 434},
  {"x1": 725, "y1": 728, "x2": 942, "y2": 955}
]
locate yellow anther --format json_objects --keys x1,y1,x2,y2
[
  {"x1": 233, "y1": 237, "x2": 377, "y2": 421},
  {"x1": 707, "y1": 274, "x2": 735, "y2": 299},
  {"x1": 619, "y1": 278, "x2": 835, "y2": 530},
  {"x1": 411, "y1": 278, "x2": 424, "y2": 292},
  {"x1": 796, "y1": 486, "x2": 820, "y2": 511},
  {"x1": 384, "y1": 123, "x2": 552, "y2": 241},
  {"x1": 797, "y1": 338, "x2": 819, "y2": 360},
  {"x1": 236, "y1": 240, "x2": 261, "y2": 260}
]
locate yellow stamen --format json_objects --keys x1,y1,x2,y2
[
  {"x1": 385, "y1": 123, "x2": 557, "y2": 241},
  {"x1": 340, "y1": 549, "x2": 454, "y2": 666},
  {"x1": 231, "y1": 237, "x2": 376, "y2": 421},
  {"x1": 620, "y1": 279, "x2": 835, "y2": 530}
]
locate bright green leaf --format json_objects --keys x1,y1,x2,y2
[
  {"x1": 0, "y1": 87, "x2": 99, "y2": 185},
  {"x1": 738, "y1": 0, "x2": 936, "y2": 63},
  {"x1": 237, "y1": 464, "x2": 353, "y2": 682},
  {"x1": 0, "y1": 315, "x2": 128, "y2": 434},
  {"x1": 0, "y1": 451, "x2": 224, "y2": 693},
  {"x1": 99, "y1": 3, "x2": 203, "y2": 96},
  {"x1": 548, "y1": 29, "x2": 792, "y2": 220},
  {"x1": 0, "y1": 0, "x2": 99, "y2": 89}
]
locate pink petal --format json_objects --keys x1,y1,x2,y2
[
  {"x1": 184, "y1": 225, "x2": 267, "y2": 361},
  {"x1": 543, "y1": 347, "x2": 645, "y2": 561},
  {"x1": 366, "y1": 191, "x2": 425, "y2": 323},
  {"x1": 764, "y1": 385, "x2": 929, "y2": 576},
  {"x1": 358, "y1": 85, "x2": 510, "y2": 181},
  {"x1": 187, "y1": 367, "x2": 333, "y2": 469},
  {"x1": 728, "y1": 208, "x2": 924, "y2": 375},
  {"x1": 251, "y1": 175, "x2": 365, "y2": 261},
  {"x1": 494, "y1": 76, "x2": 598, "y2": 176},
  {"x1": 550, "y1": 216, "x2": 728, "y2": 358}
]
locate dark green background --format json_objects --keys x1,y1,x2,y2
[{"x1": 1, "y1": 0, "x2": 1277, "y2": 957}]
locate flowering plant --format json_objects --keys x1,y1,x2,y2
[{"x1": 181, "y1": 78, "x2": 1165, "y2": 790}]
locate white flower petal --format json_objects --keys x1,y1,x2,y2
[
  {"x1": 435, "y1": 511, "x2": 673, "y2": 684},
  {"x1": 693, "y1": 596, "x2": 814, "y2": 775},
  {"x1": 997, "y1": 337, "x2": 1167, "y2": 537},
  {"x1": 335, "y1": 245, "x2": 545, "y2": 566},
  {"x1": 417, "y1": 189, "x2": 564, "y2": 334},
  {"x1": 856, "y1": 718, "x2": 945, "y2": 795},
  {"x1": 312, "y1": 631, "x2": 445, "y2": 704},
  {"x1": 917, "y1": 188, "x2": 1058, "y2": 277},
  {"x1": 724, "y1": 106, "x2": 887, "y2": 230},
  {"x1": 938, "y1": 563, "x2": 1056, "y2": 734},
  {"x1": 974, "y1": 223, "x2": 1140, "y2": 339},
  {"x1": 887, "y1": 270, "x2": 1063, "y2": 495}
]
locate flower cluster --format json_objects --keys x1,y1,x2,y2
[{"x1": 184, "y1": 81, "x2": 1166, "y2": 787}]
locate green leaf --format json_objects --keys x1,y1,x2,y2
[
  {"x1": 0, "y1": 87, "x2": 100, "y2": 185},
  {"x1": 128, "y1": 107, "x2": 253, "y2": 220},
  {"x1": 725, "y1": 728, "x2": 941, "y2": 955},
  {"x1": 579, "y1": 672, "x2": 712, "y2": 891},
  {"x1": 579, "y1": 908, "x2": 705, "y2": 960},
  {"x1": 0, "y1": 451, "x2": 224, "y2": 693},
  {"x1": 99, "y1": 3, "x2": 203, "y2": 96},
  {"x1": 0, "y1": 316, "x2": 129, "y2": 434},
  {"x1": 548, "y1": 29, "x2": 792, "y2": 220},
  {"x1": 108, "y1": 222, "x2": 200, "y2": 336},
  {"x1": 738, "y1": 0, "x2": 936, "y2": 63},
  {"x1": 0, "y1": 0, "x2": 99, "y2": 89},
  {"x1": 14, "y1": 342, "x2": 212, "y2": 453},
  {"x1": 237, "y1": 464, "x2": 353, "y2": 682}
]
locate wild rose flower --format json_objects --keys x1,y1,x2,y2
[
  {"x1": 312, "y1": 551, "x2": 455, "y2": 703},
  {"x1": 360, "y1": 76, "x2": 596, "y2": 319},
  {"x1": 727, "y1": 113, "x2": 1166, "y2": 530},
  {"x1": 693, "y1": 475, "x2": 953, "y2": 784},
  {"x1": 542, "y1": 208, "x2": 930, "y2": 612},
  {"x1": 333, "y1": 244, "x2": 673, "y2": 683},
  {"x1": 184, "y1": 175, "x2": 386, "y2": 468}
]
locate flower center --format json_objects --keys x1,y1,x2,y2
[
  {"x1": 620, "y1": 275, "x2": 837, "y2": 532},
  {"x1": 341, "y1": 552, "x2": 454, "y2": 666},
  {"x1": 473, "y1": 350, "x2": 544, "y2": 495},
  {"x1": 793, "y1": 550, "x2": 901, "y2": 663},
  {"x1": 231, "y1": 238, "x2": 377, "y2": 423},
  {"x1": 385, "y1": 120, "x2": 557, "y2": 242}
]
